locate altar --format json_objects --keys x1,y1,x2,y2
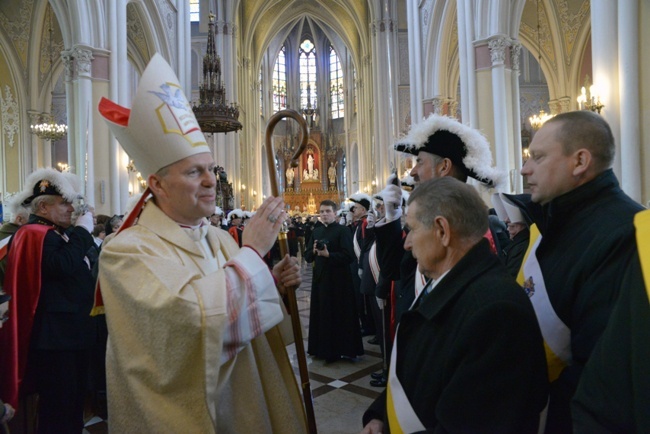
[{"x1": 279, "y1": 128, "x2": 344, "y2": 214}]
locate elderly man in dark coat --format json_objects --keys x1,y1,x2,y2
[
  {"x1": 305, "y1": 199, "x2": 363, "y2": 362},
  {"x1": 361, "y1": 177, "x2": 548, "y2": 434}
]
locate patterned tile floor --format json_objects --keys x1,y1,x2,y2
[{"x1": 82, "y1": 258, "x2": 384, "y2": 434}]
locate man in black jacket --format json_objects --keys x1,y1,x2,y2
[
  {"x1": 572, "y1": 209, "x2": 650, "y2": 433},
  {"x1": 361, "y1": 178, "x2": 548, "y2": 434},
  {"x1": 518, "y1": 110, "x2": 644, "y2": 433},
  {"x1": 0, "y1": 168, "x2": 96, "y2": 434}
]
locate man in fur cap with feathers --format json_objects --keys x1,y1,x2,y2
[
  {"x1": 373, "y1": 114, "x2": 503, "y2": 327},
  {"x1": 0, "y1": 168, "x2": 96, "y2": 433}
]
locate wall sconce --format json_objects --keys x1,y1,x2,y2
[
  {"x1": 136, "y1": 172, "x2": 147, "y2": 189},
  {"x1": 57, "y1": 162, "x2": 69, "y2": 172},
  {"x1": 126, "y1": 159, "x2": 137, "y2": 173},
  {"x1": 241, "y1": 184, "x2": 246, "y2": 191},
  {"x1": 577, "y1": 83, "x2": 604, "y2": 114},
  {"x1": 529, "y1": 109, "x2": 554, "y2": 131}
]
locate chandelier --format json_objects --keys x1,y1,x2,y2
[
  {"x1": 30, "y1": 6, "x2": 67, "y2": 142},
  {"x1": 529, "y1": 109, "x2": 554, "y2": 131},
  {"x1": 302, "y1": 85, "x2": 316, "y2": 126},
  {"x1": 192, "y1": 12, "x2": 242, "y2": 134}
]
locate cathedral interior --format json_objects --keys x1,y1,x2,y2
[
  {"x1": 1, "y1": 1, "x2": 649, "y2": 432},
  {"x1": 0, "y1": 0, "x2": 648, "y2": 215}
]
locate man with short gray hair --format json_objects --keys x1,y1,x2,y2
[{"x1": 361, "y1": 177, "x2": 548, "y2": 434}]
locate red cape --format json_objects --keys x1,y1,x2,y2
[
  {"x1": 91, "y1": 188, "x2": 151, "y2": 316},
  {"x1": 0, "y1": 224, "x2": 51, "y2": 407}
]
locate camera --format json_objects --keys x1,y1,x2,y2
[{"x1": 315, "y1": 239, "x2": 329, "y2": 251}]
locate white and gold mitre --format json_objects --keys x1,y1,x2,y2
[{"x1": 98, "y1": 53, "x2": 209, "y2": 177}]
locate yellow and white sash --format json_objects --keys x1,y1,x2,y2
[
  {"x1": 517, "y1": 224, "x2": 571, "y2": 381},
  {"x1": 634, "y1": 210, "x2": 650, "y2": 303},
  {"x1": 386, "y1": 326, "x2": 426, "y2": 434},
  {"x1": 353, "y1": 226, "x2": 361, "y2": 260},
  {"x1": 369, "y1": 242, "x2": 380, "y2": 284}
]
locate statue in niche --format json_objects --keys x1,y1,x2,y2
[
  {"x1": 303, "y1": 150, "x2": 319, "y2": 181},
  {"x1": 286, "y1": 167, "x2": 295, "y2": 186},
  {"x1": 328, "y1": 161, "x2": 337, "y2": 186}
]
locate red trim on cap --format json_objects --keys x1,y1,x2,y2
[{"x1": 98, "y1": 97, "x2": 131, "y2": 126}]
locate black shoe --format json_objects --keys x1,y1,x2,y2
[
  {"x1": 370, "y1": 378, "x2": 387, "y2": 387},
  {"x1": 367, "y1": 336, "x2": 379, "y2": 345},
  {"x1": 370, "y1": 371, "x2": 386, "y2": 380},
  {"x1": 325, "y1": 356, "x2": 340, "y2": 363}
]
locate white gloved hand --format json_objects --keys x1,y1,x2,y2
[
  {"x1": 376, "y1": 297, "x2": 386, "y2": 310},
  {"x1": 366, "y1": 212, "x2": 376, "y2": 228},
  {"x1": 381, "y1": 183, "x2": 403, "y2": 223},
  {"x1": 358, "y1": 268, "x2": 363, "y2": 278},
  {"x1": 75, "y1": 211, "x2": 94, "y2": 233},
  {"x1": 346, "y1": 210, "x2": 354, "y2": 224}
]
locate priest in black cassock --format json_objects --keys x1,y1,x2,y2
[{"x1": 305, "y1": 199, "x2": 363, "y2": 362}]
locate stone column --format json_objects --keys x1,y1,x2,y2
[
  {"x1": 457, "y1": 0, "x2": 478, "y2": 126},
  {"x1": 618, "y1": 0, "x2": 641, "y2": 201},
  {"x1": 591, "y1": 0, "x2": 621, "y2": 176},
  {"x1": 510, "y1": 41, "x2": 523, "y2": 193},
  {"x1": 369, "y1": 0, "x2": 399, "y2": 187},
  {"x1": 488, "y1": 36, "x2": 510, "y2": 181},
  {"x1": 61, "y1": 45, "x2": 94, "y2": 201}
]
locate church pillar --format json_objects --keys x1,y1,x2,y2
[
  {"x1": 618, "y1": 0, "x2": 641, "y2": 201},
  {"x1": 369, "y1": 0, "x2": 399, "y2": 190},
  {"x1": 487, "y1": 35, "x2": 512, "y2": 188},
  {"x1": 405, "y1": 0, "x2": 423, "y2": 123},
  {"x1": 61, "y1": 46, "x2": 93, "y2": 200},
  {"x1": 590, "y1": 1, "x2": 621, "y2": 177},
  {"x1": 510, "y1": 42, "x2": 524, "y2": 193},
  {"x1": 457, "y1": 0, "x2": 479, "y2": 127}
]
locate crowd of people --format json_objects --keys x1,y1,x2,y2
[{"x1": 0, "y1": 52, "x2": 648, "y2": 434}]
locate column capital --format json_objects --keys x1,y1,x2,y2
[
  {"x1": 61, "y1": 45, "x2": 95, "y2": 80},
  {"x1": 488, "y1": 36, "x2": 509, "y2": 66},
  {"x1": 431, "y1": 97, "x2": 445, "y2": 115},
  {"x1": 72, "y1": 45, "x2": 94, "y2": 75},
  {"x1": 61, "y1": 52, "x2": 75, "y2": 81},
  {"x1": 510, "y1": 41, "x2": 522, "y2": 72},
  {"x1": 548, "y1": 98, "x2": 571, "y2": 115}
]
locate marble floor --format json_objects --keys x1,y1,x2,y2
[{"x1": 83, "y1": 258, "x2": 384, "y2": 434}]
